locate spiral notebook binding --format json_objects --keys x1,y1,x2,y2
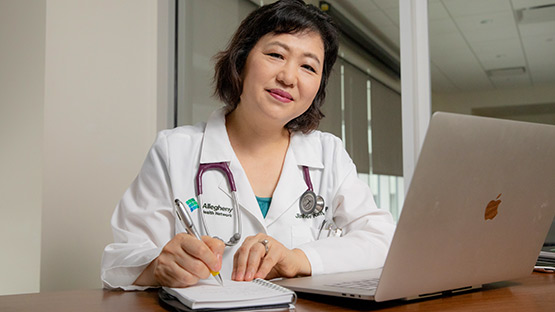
[{"x1": 253, "y1": 278, "x2": 298, "y2": 304}]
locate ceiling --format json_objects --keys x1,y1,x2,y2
[{"x1": 337, "y1": 0, "x2": 555, "y2": 93}]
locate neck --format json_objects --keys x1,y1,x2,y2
[{"x1": 225, "y1": 107, "x2": 290, "y2": 155}]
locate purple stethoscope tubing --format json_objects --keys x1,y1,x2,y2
[
  {"x1": 195, "y1": 162, "x2": 237, "y2": 196},
  {"x1": 300, "y1": 166, "x2": 325, "y2": 216},
  {"x1": 302, "y1": 166, "x2": 314, "y2": 191},
  {"x1": 194, "y1": 162, "x2": 324, "y2": 245},
  {"x1": 195, "y1": 162, "x2": 241, "y2": 246}
]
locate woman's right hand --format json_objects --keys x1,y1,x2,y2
[{"x1": 134, "y1": 233, "x2": 225, "y2": 287}]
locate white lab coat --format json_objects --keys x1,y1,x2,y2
[{"x1": 101, "y1": 109, "x2": 395, "y2": 290}]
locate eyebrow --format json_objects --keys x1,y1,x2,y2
[{"x1": 267, "y1": 41, "x2": 322, "y2": 66}]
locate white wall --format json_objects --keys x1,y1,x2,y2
[
  {"x1": 1, "y1": 0, "x2": 172, "y2": 294},
  {"x1": 40, "y1": 0, "x2": 171, "y2": 291},
  {"x1": 0, "y1": 0, "x2": 45, "y2": 296}
]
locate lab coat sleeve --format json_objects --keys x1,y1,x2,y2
[
  {"x1": 101, "y1": 131, "x2": 175, "y2": 290},
  {"x1": 296, "y1": 145, "x2": 396, "y2": 275}
]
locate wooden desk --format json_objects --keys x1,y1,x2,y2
[{"x1": 1, "y1": 272, "x2": 553, "y2": 311}]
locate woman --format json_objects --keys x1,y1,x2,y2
[{"x1": 101, "y1": 0, "x2": 395, "y2": 290}]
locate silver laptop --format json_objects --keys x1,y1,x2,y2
[{"x1": 275, "y1": 112, "x2": 555, "y2": 302}]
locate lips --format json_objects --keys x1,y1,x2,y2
[{"x1": 267, "y1": 88, "x2": 293, "y2": 103}]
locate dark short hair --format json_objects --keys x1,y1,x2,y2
[{"x1": 213, "y1": 0, "x2": 339, "y2": 133}]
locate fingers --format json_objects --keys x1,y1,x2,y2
[
  {"x1": 231, "y1": 235, "x2": 312, "y2": 282},
  {"x1": 232, "y1": 235, "x2": 279, "y2": 281},
  {"x1": 152, "y1": 233, "x2": 221, "y2": 287},
  {"x1": 244, "y1": 241, "x2": 269, "y2": 280},
  {"x1": 254, "y1": 254, "x2": 277, "y2": 279},
  {"x1": 153, "y1": 253, "x2": 202, "y2": 287},
  {"x1": 232, "y1": 236, "x2": 260, "y2": 281},
  {"x1": 202, "y1": 236, "x2": 225, "y2": 272}
]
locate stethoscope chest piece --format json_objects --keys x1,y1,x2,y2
[
  {"x1": 299, "y1": 190, "x2": 325, "y2": 215},
  {"x1": 299, "y1": 166, "x2": 325, "y2": 216}
]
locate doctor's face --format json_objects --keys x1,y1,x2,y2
[{"x1": 238, "y1": 31, "x2": 324, "y2": 128}]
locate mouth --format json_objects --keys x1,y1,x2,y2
[{"x1": 267, "y1": 88, "x2": 294, "y2": 103}]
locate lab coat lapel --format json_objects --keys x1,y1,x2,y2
[
  {"x1": 265, "y1": 132, "x2": 324, "y2": 226},
  {"x1": 220, "y1": 161, "x2": 268, "y2": 230},
  {"x1": 264, "y1": 148, "x2": 305, "y2": 225},
  {"x1": 199, "y1": 109, "x2": 234, "y2": 165},
  {"x1": 200, "y1": 109, "x2": 267, "y2": 230}
]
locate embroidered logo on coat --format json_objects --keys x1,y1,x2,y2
[
  {"x1": 185, "y1": 198, "x2": 199, "y2": 212},
  {"x1": 202, "y1": 203, "x2": 232, "y2": 217}
]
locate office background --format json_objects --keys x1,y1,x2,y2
[{"x1": 1, "y1": 0, "x2": 554, "y2": 296}]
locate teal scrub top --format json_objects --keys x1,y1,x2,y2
[{"x1": 255, "y1": 196, "x2": 272, "y2": 218}]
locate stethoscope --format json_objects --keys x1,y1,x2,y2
[
  {"x1": 299, "y1": 166, "x2": 325, "y2": 215},
  {"x1": 195, "y1": 162, "x2": 242, "y2": 247},
  {"x1": 192, "y1": 162, "x2": 327, "y2": 246}
]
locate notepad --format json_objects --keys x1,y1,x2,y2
[{"x1": 162, "y1": 279, "x2": 296, "y2": 311}]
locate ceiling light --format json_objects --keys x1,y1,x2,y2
[
  {"x1": 486, "y1": 67, "x2": 526, "y2": 77},
  {"x1": 516, "y1": 4, "x2": 555, "y2": 24}
]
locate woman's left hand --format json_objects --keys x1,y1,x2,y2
[{"x1": 232, "y1": 233, "x2": 311, "y2": 281}]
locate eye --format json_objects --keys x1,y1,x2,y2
[
  {"x1": 266, "y1": 53, "x2": 283, "y2": 59},
  {"x1": 302, "y1": 64, "x2": 317, "y2": 73}
]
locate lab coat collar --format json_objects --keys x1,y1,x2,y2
[
  {"x1": 288, "y1": 130, "x2": 324, "y2": 169},
  {"x1": 264, "y1": 131, "x2": 325, "y2": 225},
  {"x1": 199, "y1": 108, "x2": 234, "y2": 164}
]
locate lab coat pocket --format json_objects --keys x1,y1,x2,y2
[{"x1": 291, "y1": 225, "x2": 314, "y2": 248}]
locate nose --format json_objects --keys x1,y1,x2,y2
[{"x1": 276, "y1": 62, "x2": 296, "y2": 87}]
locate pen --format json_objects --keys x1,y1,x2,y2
[{"x1": 174, "y1": 198, "x2": 224, "y2": 286}]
